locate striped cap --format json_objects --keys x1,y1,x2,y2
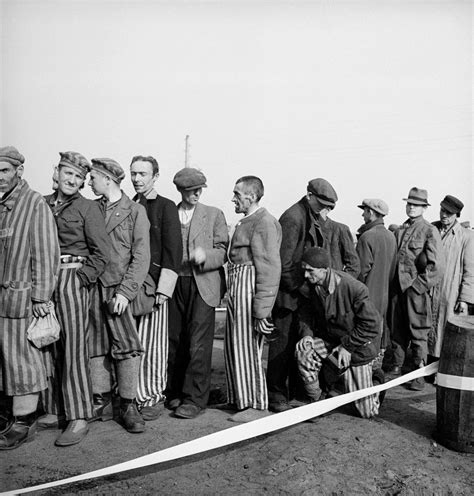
[
  {"x1": 91, "y1": 158, "x2": 125, "y2": 183},
  {"x1": 0, "y1": 146, "x2": 25, "y2": 167},
  {"x1": 59, "y1": 151, "x2": 90, "y2": 178}
]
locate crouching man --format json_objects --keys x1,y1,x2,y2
[{"x1": 295, "y1": 247, "x2": 381, "y2": 418}]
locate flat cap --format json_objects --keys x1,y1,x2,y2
[
  {"x1": 358, "y1": 198, "x2": 389, "y2": 216},
  {"x1": 173, "y1": 167, "x2": 207, "y2": 191},
  {"x1": 91, "y1": 157, "x2": 125, "y2": 183},
  {"x1": 403, "y1": 187, "x2": 430, "y2": 206},
  {"x1": 301, "y1": 247, "x2": 331, "y2": 269},
  {"x1": 0, "y1": 146, "x2": 25, "y2": 167},
  {"x1": 440, "y1": 195, "x2": 464, "y2": 215},
  {"x1": 307, "y1": 178, "x2": 338, "y2": 207},
  {"x1": 59, "y1": 151, "x2": 90, "y2": 178}
]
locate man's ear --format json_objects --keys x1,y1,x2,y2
[{"x1": 17, "y1": 165, "x2": 24, "y2": 178}]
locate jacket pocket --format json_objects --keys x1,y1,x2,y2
[{"x1": 0, "y1": 281, "x2": 32, "y2": 318}]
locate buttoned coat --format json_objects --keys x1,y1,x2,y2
[
  {"x1": 0, "y1": 180, "x2": 60, "y2": 318},
  {"x1": 393, "y1": 216, "x2": 445, "y2": 294},
  {"x1": 97, "y1": 192, "x2": 150, "y2": 302},
  {"x1": 229, "y1": 207, "x2": 282, "y2": 318},
  {"x1": 356, "y1": 219, "x2": 397, "y2": 318},
  {"x1": 184, "y1": 202, "x2": 228, "y2": 307},
  {"x1": 429, "y1": 221, "x2": 474, "y2": 357}
]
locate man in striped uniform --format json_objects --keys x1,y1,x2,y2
[
  {"x1": 225, "y1": 176, "x2": 282, "y2": 423},
  {"x1": 0, "y1": 146, "x2": 60, "y2": 449},
  {"x1": 295, "y1": 247, "x2": 380, "y2": 419},
  {"x1": 88, "y1": 158, "x2": 150, "y2": 433},
  {"x1": 130, "y1": 156, "x2": 182, "y2": 420},
  {"x1": 43, "y1": 151, "x2": 110, "y2": 446}
]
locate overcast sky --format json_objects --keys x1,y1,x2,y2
[{"x1": 1, "y1": 0, "x2": 472, "y2": 231}]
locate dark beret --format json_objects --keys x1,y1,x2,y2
[
  {"x1": 0, "y1": 146, "x2": 25, "y2": 167},
  {"x1": 59, "y1": 151, "x2": 90, "y2": 178},
  {"x1": 307, "y1": 178, "x2": 338, "y2": 207},
  {"x1": 301, "y1": 247, "x2": 331, "y2": 269},
  {"x1": 173, "y1": 168, "x2": 207, "y2": 191},
  {"x1": 440, "y1": 195, "x2": 464, "y2": 215},
  {"x1": 91, "y1": 158, "x2": 125, "y2": 183}
]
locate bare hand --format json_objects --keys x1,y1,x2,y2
[
  {"x1": 32, "y1": 302, "x2": 51, "y2": 318},
  {"x1": 336, "y1": 345, "x2": 351, "y2": 369},
  {"x1": 191, "y1": 247, "x2": 206, "y2": 265},
  {"x1": 296, "y1": 336, "x2": 314, "y2": 353},
  {"x1": 455, "y1": 301, "x2": 468, "y2": 314},
  {"x1": 113, "y1": 294, "x2": 129, "y2": 315},
  {"x1": 155, "y1": 293, "x2": 168, "y2": 306}
]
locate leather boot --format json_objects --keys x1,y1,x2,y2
[
  {"x1": 119, "y1": 399, "x2": 145, "y2": 433},
  {"x1": 91, "y1": 393, "x2": 113, "y2": 422},
  {"x1": 0, "y1": 412, "x2": 37, "y2": 450}
]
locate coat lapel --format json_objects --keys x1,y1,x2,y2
[
  {"x1": 106, "y1": 195, "x2": 132, "y2": 233},
  {"x1": 189, "y1": 203, "x2": 207, "y2": 242}
]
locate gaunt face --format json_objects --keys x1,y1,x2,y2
[
  {"x1": 57, "y1": 165, "x2": 85, "y2": 197},
  {"x1": 130, "y1": 160, "x2": 157, "y2": 196}
]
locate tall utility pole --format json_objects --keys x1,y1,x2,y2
[{"x1": 184, "y1": 135, "x2": 190, "y2": 167}]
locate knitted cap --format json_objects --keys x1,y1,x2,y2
[
  {"x1": 0, "y1": 146, "x2": 25, "y2": 167},
  {"x1": 301, "y1": 247, "x2": 331, "y2": 269},
  {"x1": 91, "y1": 157, "x2": 125, "y2": 183},
  {"x1": 58, "y1": 151, "x2": 90, "y2": 178}
]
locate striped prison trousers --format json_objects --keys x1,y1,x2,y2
[
  {"x1": 43, "y1": 264, "x2": 94, "y2": 420},
  {"x1": 224, "y1": 262, "x2": 267, "y2": 411},
  {"x1": 136, "y1": 301, "x2": 168, "y2": 408},
  {"x1": 296, "y1": 337, "x2": 379, "y2": 419},
  {"x1": 0, "y1": 317, "x2": 48, "y2": 395}
]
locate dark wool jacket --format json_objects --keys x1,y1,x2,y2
[
  {"x1": 276, "y1": 198, "x2": 324, "y2": 310},
  {"x1": 299, "y1": 270, "x2": 381, "y2": 365},
  {"x1": 135, "y1": 192, "x2": 182, "y2": 298},
  {"x1": 356, "y1": 218, "x2": 397, "y2": 318},
  {"x1": 318, "y1": 216, "x2": 360, "y2": 278}
]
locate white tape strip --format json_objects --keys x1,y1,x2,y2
[
  {"x1": 1, "y1": 362, "x2": 439, "y2": 496},
  {"x1": 437, "y1": 372, "x2": 474, "y2": 391}
]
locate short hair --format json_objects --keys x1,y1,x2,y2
[
  {"x1": 130, "y1": 155, "x2": 159, "y2": 176},
  {"x1": 235, "y1": 175, "x2": 264, "y2": 202}
]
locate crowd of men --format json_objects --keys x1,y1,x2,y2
[{"x1": 0, "y1": 145, "x2": 472, "y2": 450}]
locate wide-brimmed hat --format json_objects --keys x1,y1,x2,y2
[
  {"x1": 440, "y1": 195, "x2": 464, "y2": 215},
  {"x1": 403, "y1": 187, "x2": 430, "y2": 206}
]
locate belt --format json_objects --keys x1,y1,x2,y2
[
  {"x1": 60, "y1": 255, "x2": 85, "y2": 264},
  {"x1": 60, "y1": 262, "x2": 83, "y2": 269}
]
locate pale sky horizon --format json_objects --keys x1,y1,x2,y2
[{"x1": 1, "y1": 0, "x2": 472, "y2": 233}]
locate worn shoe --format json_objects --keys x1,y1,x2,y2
[
  {"x1": 164, "y1": 398, "x2": 181, "y2": 411},
  {"x1": 174, "y1": 403, "x2": 203, "y2": 419},
  {"x1": 228, "y1": 408, "x2": 271, "y2": 423},
  {"x1": 55, "y1": 419, "x2": 89, "y2": 447},
  {"x1": 119, "y1": 402, "x2": 145, "y2": 433},
  {"x1": 37, "y1": 413, "x2": 60, "y2": 430},
  {"x1": 90, "y1": 393, "x2": 113, "y2": 422},
  {"x1": 269, "y1": 401, "x2": 293, "y2": 413},
  {"x1": 384, "y1": 365, "x2": 402, "y2": 381},
  {"x1": 140, "y1": 401, "x2": 164, "y2": 421},
  {"x1": 407, "y1": 377, "x2": 425, "y2": 391},
  {"x1": 0, "y1": 414, "x2": 37, "y2": 450}
]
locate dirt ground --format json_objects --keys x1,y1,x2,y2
[{"x1": 1, "y1": 339, "x2": 473, "y2": 496}]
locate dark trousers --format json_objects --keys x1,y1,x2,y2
[
  {"x1": 166, "y1": 276, "x2": 215, "y2": 409},
  {"x1": 389, "y1": 284, "x2": 432, "y2": 369},
  {"x1": 266, "y1": 306, "x2": 304, "y2": 403}
]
